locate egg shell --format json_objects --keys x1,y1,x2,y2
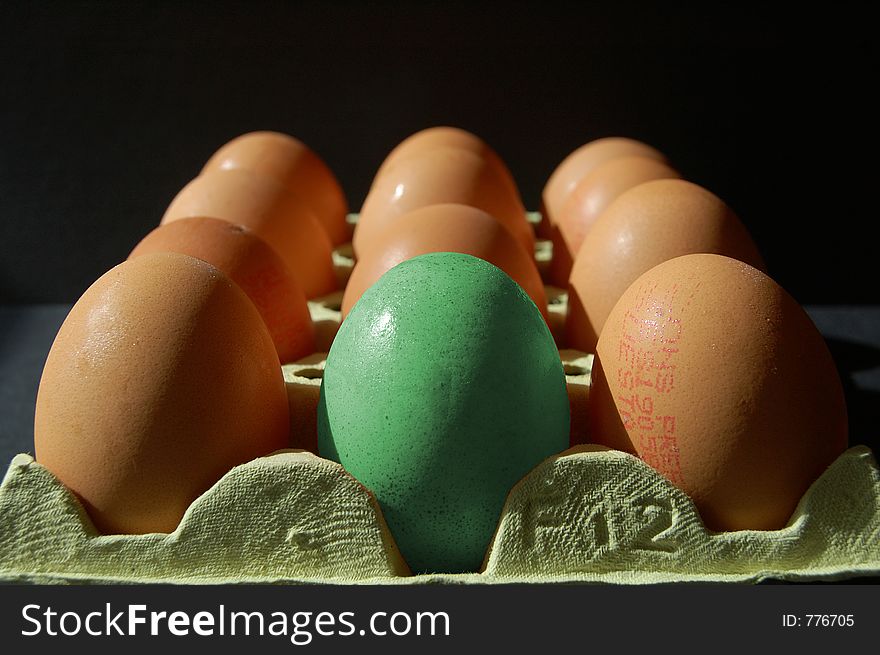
[
  {"x1": 318, "y1": 252, "x2": 570, "y2": 573},
  {"x1": 549, "y1": 155, "x2": 681, "y2": 285},
  {"x1": 355, "y1": 146, "x2": 533, "y2": 258},
  {"x1": 162, "y1": 168, "x2": 337, "y2": 299},
  {"x1": 566, "y1": 179, "x2": 766, "y2": 353},
  {"x1": 371, "y1": 126, "x2": 523, "y2": 206},
  {"x1": 541, "y1": 137, "x2": 668, "y2": 229},
  {"x1": 341, "y1": 203, "x2": 548, "y2": 322},
  {"x1": 589, "y1": 253, "x2": 848, "y2": 531},
  {"x1": 129, "y1": 216, "x2": 316, "y2": 364},
  {"x1": 202, "y1": 131, "x2": 351, "y2": 246},
  {"x1": 34, "y1": 252, "x2": 290, "y2": 535}
]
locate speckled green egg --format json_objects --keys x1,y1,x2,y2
[{"x1": 318, "y1": 252, "x2": 569, "y2": 573}]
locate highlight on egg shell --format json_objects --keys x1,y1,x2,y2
[
  {"x1": 129, "y1": 216, "x2": 316, "y2": 364},
  {"x1": 202, "y1": 130, "x2": 351, "y2": 246},
  {"x1": 318, "y1": 252, "x2": 570, "y2": 573},
  {"x1": 588, "y1": 253, "x2": 848, "y2": 532},
  {"x1": 371, "y1": 126, "x2": 523, "y2": 206},
  {"x1": 33, "y1": 252, "x2": 291, "y2": 535},
  {"x1": 161, "y1": 168, "x2": 337, "y2": 299},
  {"x1": 549, "y1": 155, "x2": 681, "y2": 286},
  {"x1": 355, "y1": 146, "x2": 533, "y2": 259},
  {"x1": 541, "y1": 136, "x2": 669, "y2": 230},
  {"x1": 341, "y1": 203, "x2": 548, "y2": 323},
  {"x1": 566, "y1": 178, "x2": 766, "y2": 353}
]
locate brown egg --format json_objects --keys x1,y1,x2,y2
[
  {"x1": 542, "y1": 137, "x2": 669, "y2": 228},
  {"x1": 162, "y1": 168, "x2": 337, "y2": 299},
  {"x1": 202, "y1": 131, "x2": 351, "y2": 246},
  {"x1": 549, "y1": 156, "x2": 681, "y2": 285},
  {"x1": 341, "y1": 203, "x2": 548, "y2": 322},
  {"x1": 34, "y1": 252, "x2": 290, "y2": 534},
  {"x1": 355, "y1": 146, "x2": 533, "y2": 259},
  {"x1": 129, "y1": 216, "x2": 316, "y2": 364},
  {"x1": 566, "y1": 179, "x2": 765, "y2": 353},
  {"x1": 371, "y1": 126, "x2": 522, "y2": 206},
  {"x1": 589, "y1": 253, "x2": 848, "y2": 531}
]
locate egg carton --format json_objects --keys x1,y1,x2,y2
[
  {"x1": 2, "y1": 214, "x2": 877, "y2": 584},
  {"x1": 1, "y1": 444, "x2": 877, "y2": 584}
]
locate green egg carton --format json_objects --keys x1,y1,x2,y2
[
  {"x1": 1, "y1": 443, "x2": 878, "y2": 584},
  {"x1": 4, "y1": 214, "x2": 876, "y2": 584}
]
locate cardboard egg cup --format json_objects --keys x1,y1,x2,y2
[{"x1": 1, "y1": 212, "x2": 878, "y2": 584}]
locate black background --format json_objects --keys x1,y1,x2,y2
[{"x1": 0, "y1": 1, "x2": 874, "y2": 305}]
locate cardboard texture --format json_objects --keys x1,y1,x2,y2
[{"x1": 1, "y1": 445, "x2": 877, "y2": 584}]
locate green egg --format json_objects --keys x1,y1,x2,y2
[{"x1": 317, "y1": 252, "x2": 569, "y2": 573}]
